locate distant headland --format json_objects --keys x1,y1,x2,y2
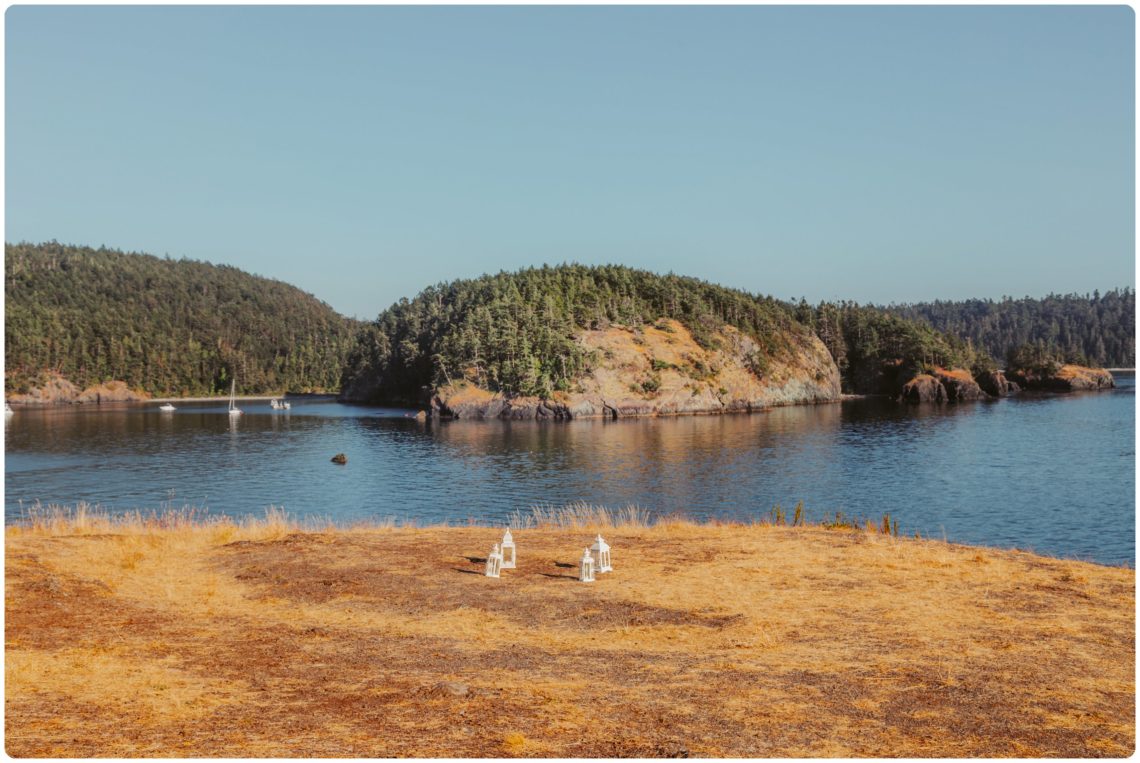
[{"x1": 5, "y1": 242, "x2": 1132, "y2": 415}]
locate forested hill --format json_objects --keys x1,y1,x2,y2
[
  {"x1": 340, "y1": 261, "x2": 1130, "y2": 406},
  {"x1": 339, "y1": 264, "x2": 820, "y2": 404},
  {"x1": 885, "y1": 290, "x2": 1135, "y2": 369},
  {"x1": 800, "y1": 301, "x2": 992, "y2": 395},
  {"x1": 5, "y1": 242, "x2": 359, "y2": 396}
]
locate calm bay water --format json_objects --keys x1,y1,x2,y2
[{"x1": 4, "y1": 372, "x2": 1134, "y2": 565}]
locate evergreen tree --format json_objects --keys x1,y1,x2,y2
[
  {"x1": 886, "y1": 290, "x2": 1134, "y2": 368},
  {"x1": 5, "y1": 242, "x2": 360, "y2": 396}
]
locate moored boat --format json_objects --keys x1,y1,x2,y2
[{"x1": 228, "y1": 380, "x2": 242, "y2": 416}]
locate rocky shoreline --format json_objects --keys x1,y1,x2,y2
[
  {"x1": 1008, "y1": 365, "x2": 1116, "y2": 392},
  {"x1": 894, "y1": 364, "x2": 1113, "y2": 404},
  {"x1": 430, "y1": 389, "x2": 843, "y2": 420},
  {"x1": 6, "y1": 372, "x2": 336, "y2": 406},
  {"x1": 428, "y1": 361, "x2": 1118, "y2": 419},
  {"x1": 9, "y1": 355, "x2": 1117, "y2": 416},
  {"x1": 6, "y1": 377, "x2": 149, "y2": 405}
]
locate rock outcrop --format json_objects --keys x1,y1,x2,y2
[
  {"x1": 8, "y1": 374, "x2": 81, "y2": 404},
  {"x1": 1008, "y1": 365, "x2": 1116, "y2": 392},
  {"x1": 897, "y1": 367, "x2": 988, "y2": 403},
  {"x1": 898, "y1": 374, "x2": 947, "y2": 403},
  {"x1": 931, "y1": 368, "x2": 987, "y2": 402},
  {"x1": 75, "y1": 381, "x2": 149, "y2": 404},
  {"x1": 431, "y1": 319, "x2": 841, "y2": 420},
  {"x1": 975, "y1": 370, "x2": 1020, "y2": 397},
  {"x1": 895, "y1": 364, "x2": 1113, "y2": 402},
  {"x1": 8, "y1": 375, "x2": 148, "y2": 404}
]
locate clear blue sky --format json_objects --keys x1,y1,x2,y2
[{"x1": 5, "y1": 5, "x2": 1135, "y2": 319}]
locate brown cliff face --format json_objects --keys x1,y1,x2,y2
[
  {"x1": 1008, "y1": 365, "x2": 1116, "y2": 392},
  {"x1": 432, "y1": 319, "x2": 841, "y2": 420}
]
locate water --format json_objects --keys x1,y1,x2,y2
[{"x1": 4, "y1": 373, "x2": 1134, "y2": 565}]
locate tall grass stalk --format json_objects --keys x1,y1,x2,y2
[
  {"x1": 13, "y1": 499, "x2": 903, "y2": 539},
  {"x1": 508, "y1": 501, "x2": 651, "y2": 530},
  {"x1": 15, "y1": 500, "x2": 224, "y2": 535},
  {"x1": 11, "y1": 501, "x2": 331, "y2": 539}
]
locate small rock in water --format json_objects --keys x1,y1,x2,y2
[{"x1": 331, "y1": 453, "x2": 347, "y2": 464}]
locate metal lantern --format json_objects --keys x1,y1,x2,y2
[
  {"x1": 485, "y1": 543, "x2": 503, "y2": 578},
  {"x1": 579, "y1": 548, "x2": 596, "y2": 583},
  {"x1": 501, "y1": 529, "x2": 516, "y2": 569},
  {"x1": 590, "y1": 534, "x2": 612, "y2": 573}
]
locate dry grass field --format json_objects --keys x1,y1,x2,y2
[{"x1": 5, "y1": 506, "x2": 1134, "y2": 757}]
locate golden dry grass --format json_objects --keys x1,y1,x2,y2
[
  {"x1": 1055, "y1": 364, "x2": 1115, "y2": 385},
  {"x1": 932, "y1": 366, "x2": 975, "y2": 382},
  {"x1": 5, "y1": 508, "x2": 1134, "y2": 757}
]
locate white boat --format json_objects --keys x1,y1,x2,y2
[
  {"x1": 270, "y1": 398, "x2": 291, "y2": 411},
  {"x1": 4, "y1": 402, "x2": 12, "y2": 417},
  {"x1": 159, "y1": 403, "x2": 176, "y2": 412},
  {"x1": 228, "y1": 379, "x2": 242, "y2": 416}
]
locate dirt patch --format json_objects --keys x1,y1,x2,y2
[
  {"x1": 6, "y1": 553, "x2": 173, "y2": 652},
  {"x1": 217, "y1": 532, "x2": 745, "y2": 632}
]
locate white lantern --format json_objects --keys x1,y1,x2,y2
[
  {"x1": 590, "y1": 534, "x2": 612, "y2": 573},
  {"x1": 579, "y1": 547, "x2": 595, "y2": 583},
  {"x1": 485, "y1": 543, "x2": 503, "y2": 578},
  {"x1": 500, "y1": 529, "x2": 516, "y2": 569}
]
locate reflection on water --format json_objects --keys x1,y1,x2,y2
[{"x1": 4, "y1": 375, "x2": 1135, "y2": 564}]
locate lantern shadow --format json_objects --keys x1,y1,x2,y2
[
  {"x1": 452, "y1": 568, "x2": 484, "y2": 575},
  {"x1": 553, "y1": 561, "x2": 575, "y2": 569},
  {"x1": 537, "y1": 572, "x2": 578, "y2": 580},
  {"x1": 464, "y1": 556, "x2": 488, "y2": 564}
]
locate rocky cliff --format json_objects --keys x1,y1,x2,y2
[{"x1": 431, "y1": 319, "x2": 841, "y2": 419}]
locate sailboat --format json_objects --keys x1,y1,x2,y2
[{"x1": 228, "y1": 379, "x2": 242, "y2": 416}]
